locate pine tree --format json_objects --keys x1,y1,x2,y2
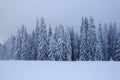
[
  {"x1": 87, "y1": 17, "x2": 97, "y2": 60},
  {"x1": 69, "y1": 27, "x2": 76, "y2": 61},
  {"x1": 102, "y1": 24, "x2": 110, "y2": 60},
  {"x1": 47, "y1": 25, "x2": 53, "y2": 60},
  {"x1": 79, "y1": 18, "x2": 88, "y2": 60},
  {"x1": 25, "y1": 31, "x2": 37, "y2": 60},
  {"x1": 97, "y1": 23, "x2": 105, "y2": 60},
  {"x1": 37, "y1": 17, "x2": 48, "y2": 60},
  {"x1": 48, "y1": 26, "x2": 58, "y2": 60},
  {"x1": 64, "y1": 27, "x2": 72, "y2": 61},
  {"x1": 79, "y1": 17, "x2": 89, "y2": 60},
  {"x1": 74, "y1": 33, "x2": 80, "y2": 61},
  {"x1": 14, "y1": 25, "x2": 28, "y2": 60},
  {"x1": 108, "y1": 23, "x2": 117, "y2": 60},
  {"x1": 6, "y1": 35, "x2": 16, "y2": 59},
  {"x1": 35, "y1": 18, "x2": 40, "y2": 54},
  {"x1": 20, "y1": 25, "x2": 29, "y2": 60},
  {"x1": 111, "y1": 23, "x2": 120, "y2": 61},
  {"x1": 14, "y1": 29, "x2": 22, "y2": 60},
  {"x1": 55, "y1": 25, "x2": 71, "y2": 61},
  {"x1": 48, "y1": 25, "x2": 52, "y2": 45},
  {"x1": 49, "y1": 25, "x2": 71, "y2": 61},
  {"x1": 79, "y1": 17, "x2": 97, "y2": 61},
  {"x1": 48, "y1": 36, "x2": 56, "y2": 60},
  {"x1": 114, "y1": 29, "x2": 120, "y2": 61}
]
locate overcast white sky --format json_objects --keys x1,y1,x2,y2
[{"x1": 0, "y1": 0, "x2": 120, "y2": 43}]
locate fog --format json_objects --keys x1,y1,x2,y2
[{"x1": 0, "y1": 0, "x2": 120, "y2": 43}]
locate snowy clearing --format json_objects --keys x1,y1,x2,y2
[{"x1": 0, "y1": 61, "x2": 120, "y2": 80}]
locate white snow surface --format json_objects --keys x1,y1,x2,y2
[{"x1": 0, "y1": 61, "x2": 120, "y2": 80}]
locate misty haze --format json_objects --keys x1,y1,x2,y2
[{"x1": 0, "y1": 0, "x2": 120, "y2": 61}]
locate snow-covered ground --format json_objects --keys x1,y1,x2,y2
[{"x1": 0, "y1": 61, "x2": 120, "y2": 80}]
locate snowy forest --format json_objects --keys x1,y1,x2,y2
[{"x1": 0, "y1": 17, "x2": 120, "y2": 61}]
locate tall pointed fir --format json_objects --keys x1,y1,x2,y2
[
  {"x1": 25, "y1": 31, "x2": 37, "y2": 60},
  {"x1": 34, "y1": 18, "x2": 42, "y2": 60},
  {"x1": 69, "y1": 27, "x2": 76, "y2": 61},
  {"x1": 114, "y1": 27, "x2": 120, "y2": 61},
  {"x1": 110, "y1": 23, "x2": 119, "y2": 61},
  {"x1": 14, "y1": 28, "x2": 22, "y2": 59},
  {"x1": 48, "y1": 24, "x2": 52, "y2": 45},
  {"x1": 47, "y1": 25, "x2": 53, "y2": 60},
  {"x1": 21, "y1": 25, "x2": 29, "y2": 60},
  {"x1": 97, "y1": 23, "x2": 105, "y2": 60},
  {"x1": 6, "y1": 35, "x2": 16, "y2": 59},
  {"x1": 102, "y1": 24, "x2": 109, "y2": 60},
  {"x1": 108, "y1": 23, "x2": 118, "y2": 60},
  {"x1": 48, "y1": 26, "x2": 58, "y2": 60},
  {"x1": 64, "y1": 27, "x2": 72, "y2": 61},
  {"x1": 37, "y1": 17, "x2": 48, "y2": 60},
  {"x1": 88, "y1": 17, "x2": 97, "y2": 60},
  {"x1": 79, "y1": 17, "x2": 89, "y2": 60},
  {"x1": 35, "y1": 18, "x2": 40, "y2": 55},
  {"x1": 74, "y1": 33, "x2": 80, "y2": 61},
  {"x1": 54, "y1": 25, "x2": 71, "y2": 61},
  {"x1": 79, "y1": 17, "x2": 97, "y2": 61},
  {"x1": 14, "y1": 25, "x2": 28, "y2": 60},
  {"x1": 49, "y1": 25, "x2": 71, "y2": 61}
]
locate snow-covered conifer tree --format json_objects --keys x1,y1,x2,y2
[
  {"x1": 114, "y1": 28, "x2": 120, "y2": 61},
  {"x1": 108, "y1": 23, "x2": 117, "y2": 60},
  {"x1": 20, "y1": 25, "x2": 29, "y2": 60},
  {"x1": 49, "y1": 25, "x2": 71, "y2": 61},
  {"x1": 14, "y1": 29, "x2": 22, "y2": 60},
  {"x1": 37, "y1": 17, "x2": 48, "y2": 60},
  {"x1": 79, "y1": 17, "x2": 97, "y2": 61},
  {"x1": 64, "y1": 27, "x2": 72, "y2": 61},
  {"x1": 69, "y1": 27, "x2": 76, "y2": 61},
  {"x1": 25, "y1": 31, "x2": 37, "y2": 60},
  {"x1": 88, "y1": 17, "x2": 97, "y2": 60},
  {"x1": 74, "y1": 33, "x2": 80, "y2": 61},
  {"x1": 48, "y1": 25, "x2": 52, "y2": 45},
  {"x1": 97, "y1": 23, "x2": 105, "y2": 60},
  {"x1": 14, "y1": 25, "x2": 28, "y2": 60},
  {"x1": 6, "y1": 35, "x2": 16, "y2": 59},
  {"x1": 79, "y1": 17, "x2": 89, "y2": 60}
]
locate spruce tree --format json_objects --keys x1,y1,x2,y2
[
  {"x1": 37, "y1": 17, "x2": 48, "y2": 60},
  {"x1": 69, "y1": 27, "x2": 76, "y2": 61},
  {"x1": 108, "y1": 23, "x2": 117, "y2": 60},
  {"x1": 79, "y1": 17, "x2": 89, "y2": 60}
]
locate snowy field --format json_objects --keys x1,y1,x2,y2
[{"x1": 0, "y1": 61, "x2": 120, "y2": 80}]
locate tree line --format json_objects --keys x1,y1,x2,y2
[{"x1": 0, "y1": 17, "x2": 120, "y2": 61}]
